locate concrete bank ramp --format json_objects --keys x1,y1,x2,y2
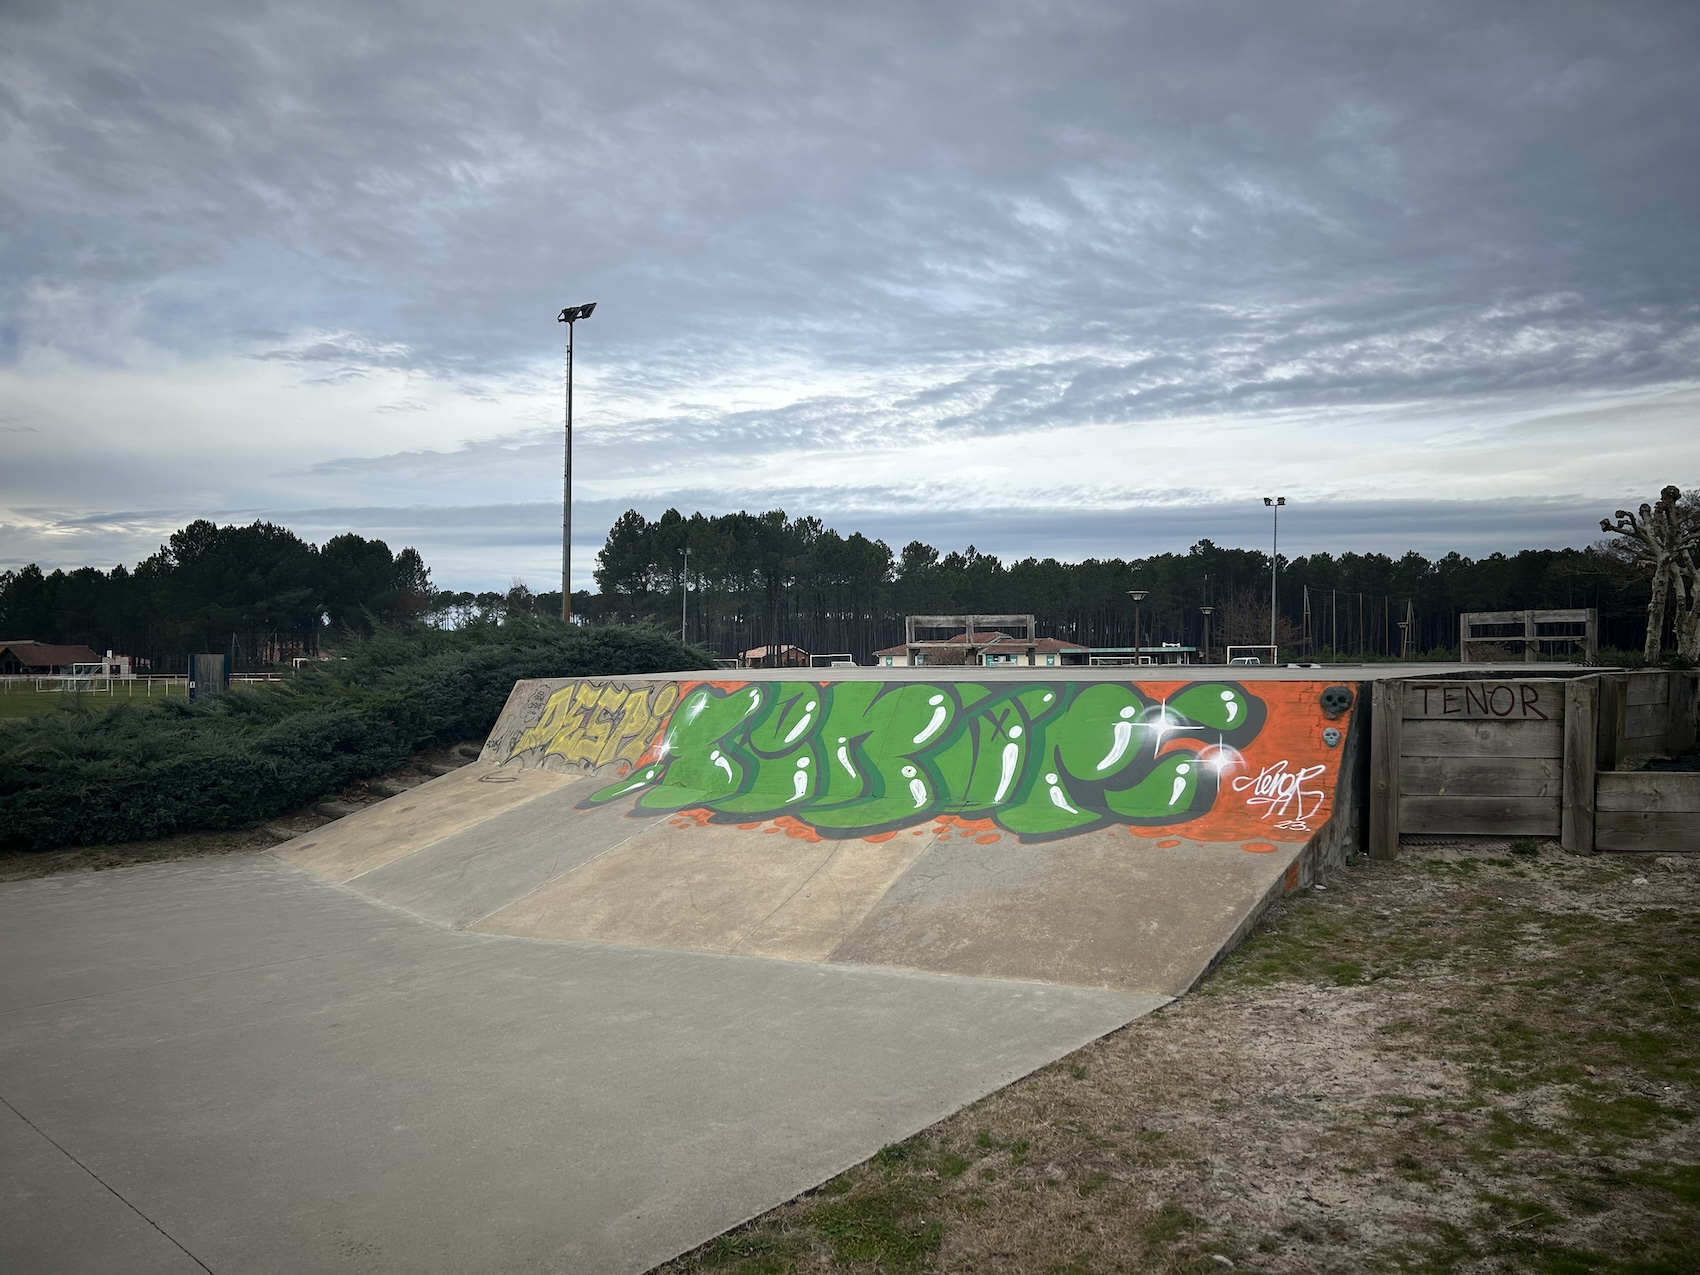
[{"x1": 277, "y1": 672, "x2": 1360, "y2": 996}]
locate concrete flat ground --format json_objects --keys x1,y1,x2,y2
[
  {"x1": 0, "y1": 854, "x2": 1158, "y2": 1274},
  {"x1": 2, "y1": 667, "x2": 1392, "y2": 1271}
]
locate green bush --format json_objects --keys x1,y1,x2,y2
[{"x1": 0, "y1": 617, "x2": 711, "y2": 852}]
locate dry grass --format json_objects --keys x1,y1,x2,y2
[{"x1": 654, "y1": 845, "x2": 1700, "y2": 1275}]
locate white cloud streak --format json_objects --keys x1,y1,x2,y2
[{"x1": 1, "y1": 0, "x2": 1696, "y2": 587}]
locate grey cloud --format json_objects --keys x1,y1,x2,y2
[
  {"x1": 7, "y1": 1, "x2": 1697, "y2": 387},
  {"x1": 2, "y1": 0, "x2": 1697, "y2": 580}
]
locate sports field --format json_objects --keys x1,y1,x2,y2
[{"x1": 0, "y1": 680, "x2": 188, "y2": 719}]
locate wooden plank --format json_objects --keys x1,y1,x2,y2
[
  {"x1": 1596, "y1": 772, "x2": 1700, "y2": 814},
  {"x1": 1596, "y1": 675, "x2": 1626, "y2": 772},
  {"x1": 1399, "y1": 795, "x2": 1560, "y2": 836},
  {"x1": 1562, "y1": 677, "x2": 1597, "y2": 854},
  {"x1": 1626, "y1": 702, "x2": 1665, "y2": 738},
  {"x1": 1402, "y1": 718, "x2": 1564, "y2": 759},
  {"x1": 1670, "y1": 673, "x2": 1698, "y2": 754},
  {"x1": 1626, "y1": 673, "x2": 1669, "y2": 708},
  {"x1": 1402, "y1": 679, "x2": 1564, "y2": 722},
  {"x1": 1369, "y1": 680, "x2": 1402, "y2": 859},
  {"x1": 1399, "y1": 755, "x2": 1559, "y2": 797},
  {"x1": 1595, "y1": 810, "x2": 1700, "y2": 853}
]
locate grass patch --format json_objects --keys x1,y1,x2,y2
[
  {"x1": 654, "y1": 849, "x2": 1700, "y2": 1275},
  {"x1": 806, "y1": 1187, "x2": 941, "y2": 1271}
]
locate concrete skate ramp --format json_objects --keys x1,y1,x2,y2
[{"x1": 278, "y1": 672, "x2": 1360, "y2": 995}]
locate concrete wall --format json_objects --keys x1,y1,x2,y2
[{"x1": 484, "y1": 674, "x2": 1363, "y2": 850}]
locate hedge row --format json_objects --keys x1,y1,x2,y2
[{"x1": 0, "y1": 618, "x2": 711, "y2": 852}]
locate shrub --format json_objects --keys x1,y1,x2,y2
[{"x1": 0, "y1": 617, "x2": 710, "y2": 852}]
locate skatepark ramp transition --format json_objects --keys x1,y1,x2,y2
[{"x1": 278, "y1": 670, "x2": 1364, "y2": 996}]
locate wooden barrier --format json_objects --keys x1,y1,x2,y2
[
  {"x1": 1363, "y1": 669, "x2": 1698, "y2": 855},
  {"x1": 1396, "y1": 677, "x2": 1566, "y2": 838},
  {"x1": 1625, "y1": 672, "x2": 1672, "y2": 762},
  {"x1": 1595, "y1": 772, "x2": 1700, "y2": 852},
  {"x1": 1368, "y1": 681, "x2": 1402, "y2": 860},
  {"x1": 1562, "y1": 678, "x2": 1598, "y2": 853},
  {"x1": 1672, "y1": 673, "x2": 1699, "y2": 755}
]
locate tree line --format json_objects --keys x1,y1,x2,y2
[
  {"x1": 587, "y1": 507, "x2": 1660, "y2": 662},
  {"x1": 0, "y1": 520, "x2": 432, "y2": 672},
  {"x1": 2, "y1": 501, "x2": 1673, "y2": 671}
]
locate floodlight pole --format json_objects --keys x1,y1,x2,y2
[
  {"x1": 557, "y1": 302, "x2": 597, "y2": 624},
  {"x1": 1127, "y1": 589, "x2": 1148, "y2": 667},
  {"x1": 1199, "y1": 606, "x2": 1214, "y2": 665},
  {"x1": 681, "y1": 545, "x2": 690, "y2": 644},
  {"x1": 1263, "y1": 496, "x2": 1285, "y2": 652}
]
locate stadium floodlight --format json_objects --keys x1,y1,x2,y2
[
  {"x1": 1127, "y1": 589, "x2": 1149, "y2": 665},
  {"x1": 557, "y1": 302, "x2": 598, "y2": 623},
  {"x1": 1263, "y1": 496, "x2": 1286, "y2": 653}
]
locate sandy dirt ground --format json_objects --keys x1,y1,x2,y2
[{"x1": 656, "y1": 843, "x2": 1699, "y2": 1275}]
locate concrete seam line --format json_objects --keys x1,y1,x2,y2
[
  {"x1": 459, "y1": 815, "x2": 670, "y2": 931},
  {"x1": 0, "y1": 1092, "x2": 216, "y2": 1274}
]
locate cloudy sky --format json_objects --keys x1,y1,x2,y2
[{"x1": 2, "y1": 0, "x2": 1696, "y2": 590}]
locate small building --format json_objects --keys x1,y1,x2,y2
[
  {"x1": 873, "y1": 630, "x2": 1089, "y2": 668},
  {"x1": 0, "y1": 640, "x2": 104, "y2": 676},
  {"x1": 741, "y1": 643, "x2": 811, "y2": 669}
]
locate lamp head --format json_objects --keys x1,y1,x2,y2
[
  {"x1": 558, "y1": 302, "x2": 598, "y2": 323},
  {"x1": 1199, "y1": 606, "x2": 1214, "y2": 615},
  {"x1": 1127, "y1": 589, "x2": 1149, "y2": 603}
]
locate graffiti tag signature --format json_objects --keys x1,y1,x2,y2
[{"x1": 1232, "y1": 760, "x2": 1327, "y2": 831}]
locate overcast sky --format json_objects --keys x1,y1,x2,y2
[{"x1": 2, "y1": 0, "x2": 1696, "y2": 590}]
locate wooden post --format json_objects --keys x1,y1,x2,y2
[
  {"x1": 1562, "y1": 676, "x2": 1598, "y2": 854},
  {"x1": 1369, "y1": 679, "x2": 1403, "y2": 859},
  {"x1": 1524, "y1": 608, "x2": 1538, "y2": 662},
  {"x1": 1669, "y1": 671, "x2": 1698, "y2": 755},
  {"x1": 1596, "y1": 674, "x2": 1626, "y2": 773}
]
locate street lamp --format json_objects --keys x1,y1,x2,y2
[
  {"x1": 557, "y1": 301, "x2": 598, "y2": 623},
  {"x1": 681, "y1": 545, "x2": 690, "y2": 645},
  {"x1": 1262, "y1": 496, "x2": 1285, "y2": 655},
  {"x1": 1127, "y1": 590, "x2": 1148, "y2": 667},
  {"x1": 1199, "y1": 605, "x2": 1214, "y2": 665}
]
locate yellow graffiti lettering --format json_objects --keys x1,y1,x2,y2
[{"x1": 511, "y1": 681, "x2": 680, "y2": 773}]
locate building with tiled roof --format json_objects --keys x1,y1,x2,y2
[{"x1": 0, "y1": 641, "x2": 104, "y2": 675}]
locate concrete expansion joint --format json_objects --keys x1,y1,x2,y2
[{"x1": 0, "y1": 1092, "x2": 214, "y2": 1274}]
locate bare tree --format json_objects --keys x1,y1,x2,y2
[{"x1": 1601, "y1": 486, "x2": 1700, "y2": 662}]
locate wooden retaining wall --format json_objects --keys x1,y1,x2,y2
[
  {"x1": 1369, "y1": 669, "x2": 1699, "y2": 856},
  {"x1": 1397, "y1": 679, "x2": 1565, "y2": 839},
  {"x1": 1595, "y1": 771, "x2": 1700, "y2": 852}
]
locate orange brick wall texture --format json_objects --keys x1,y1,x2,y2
[{"x1": 505, "y1": 679, "x2": 1357, "y2": 846}]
